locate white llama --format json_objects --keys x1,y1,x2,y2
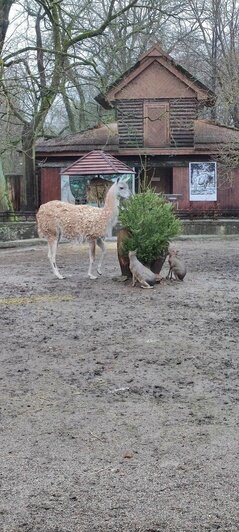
[{"x1": 36, "y1": 178, "x2": 130, "y2": 280}]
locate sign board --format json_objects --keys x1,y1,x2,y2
[{"x1": 189, "y1": 162, "x2": 217, "y2": 201}]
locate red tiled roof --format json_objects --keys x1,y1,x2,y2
[{"x1": 61, "y1": 150, "x2": 134, "y2": 175}]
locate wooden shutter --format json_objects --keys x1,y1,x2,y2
[{"x1": 144, "y1": 103, "x2": 169, "y2": 147}]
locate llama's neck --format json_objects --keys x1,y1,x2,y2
[{"x1": 102, "y1": 183, "x2": 119, "y2": 230}]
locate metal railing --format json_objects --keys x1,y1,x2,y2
[
  {"x1": 176, "y1": 208, "x2": 239, "y2": 219},
  {"x1": 1, "y1": 207, "x2": 239, "y2": 222},
  {"x1": 0, "y1": 211, "x2": 36, "y2": 222}
]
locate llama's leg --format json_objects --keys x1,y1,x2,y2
[
  {"x1": 96, "y1": 238, "x2": 106, "y2": 275},
  {"x1": 132, "y1": 273, "x2": 136, "y2": 287},
  {"x1": 47, "y1": 238, "x2": 64, "y2": 280},
  {"x1": 88, "y1": 240, "x2": 97, "y2": 280}
]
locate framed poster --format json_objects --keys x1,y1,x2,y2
[{"x1": 189, "y1": 162, "x2": 217, "y2": 201}]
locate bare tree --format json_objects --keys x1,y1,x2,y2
[
  {"x1": 0, "y1": 0, "x2": 14, "y2": 54},
  {"x1": 1, "y1": 0, "x2": 239, "y2": 213},
  {"x1": 174, "y1": 0, "x2": 239, "y2": 126},
  {"x1": 54, "y1": 0, "x2": 193, "y2": 135},
  {"x1": 0, "y1": 0, "x2": 141, "y2": 209},
  {"x1": 0, "y1": 1, "x2": 16, "y2": 209}
]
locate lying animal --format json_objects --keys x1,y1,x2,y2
[
  {"x1": 129, "y1": 250, "x2": 157, "y2": 289},
  {"x1": 166, "y1": 249, "x2": 186, "y2": 281}
]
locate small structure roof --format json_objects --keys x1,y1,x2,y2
[{"x1": 61, "y1": 149, "x2": 134, "y2": 176}]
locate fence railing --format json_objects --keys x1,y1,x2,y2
[
  {"x1": 1, "y1": 208, "x2": 239, "y2": 222},
  {"x1": 0, "y1": 211, "x2": 36, "y2": 222},
  {"x1": 176, "y1": 208, "x2": 239, "y2": 219}
]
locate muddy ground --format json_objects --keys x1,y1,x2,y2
[{"x1": 0, "y1": 238, "x2": 238, "y2": 532}]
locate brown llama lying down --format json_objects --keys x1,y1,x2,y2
[
  {"x1": 166, "y1": 249, "x2": 186, "y2": 281},
  {"x1": 129, "y1": 250, "x2": 158, "y2": 289},
  {"x1": 37, "y1": 178, "x2": 131, "y2": 280}
]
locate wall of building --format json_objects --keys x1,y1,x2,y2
[
  {"x1": 173, "y1": 167, "x2": 239, "y2": 214},
  {"x1": 117, "y1": 98, "x2": 197, "y2": 149},
  {"x1": 38, "y1": 160, "x2": 239, "y2": 216},
  {"x1": 40, "y1": 167, "x2": 61, "y2": 205}
]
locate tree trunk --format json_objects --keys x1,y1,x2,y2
[
  {"x1": 22, "y1": 124, "x2": 37, "y2": 211},
  {"x1": 0, "y1": 158, "x2": 13, "y2": 211},
  {"x1": 232, "y1": 102, "x2": 239, "y2": 129},
  {"x1": 0, "y1": 1, "x2": 14, "y2": 55}
]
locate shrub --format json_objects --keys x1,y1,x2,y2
[{"x1": 119, "y1": 189, "x2": 182, "y2": 265}]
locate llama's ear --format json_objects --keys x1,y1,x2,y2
[{"x1": 116, "y1": 177, "x2": 120, "y2": 183}]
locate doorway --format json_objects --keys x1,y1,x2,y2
[{"x1": 147, "y1": 167, "x2": 173, "y2": 194}]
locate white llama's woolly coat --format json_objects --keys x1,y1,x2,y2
[
  {"x1": 37, "y1": 186, "x2": 118, "y2": 241},
  {"x1": 36, "y1": 180, "x2": 130, "y2": 280},
  {"x1": 37, "y1": 201, "x2": 113, "y2": 240}
]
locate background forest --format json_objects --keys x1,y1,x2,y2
[{"x1": 0, "y1": 0, "x2": 239, "y2": 208}]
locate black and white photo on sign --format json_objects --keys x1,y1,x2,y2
[{"x1": 189, "y1": 162, "x2": 217, "y2": 201}]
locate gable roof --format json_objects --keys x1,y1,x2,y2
[
  {"x1": 61, "y1": 150, "x2": 134, "y2": 175},
  {"x1": 95, "y1": 43, "x2": 215, "y2": 109}
]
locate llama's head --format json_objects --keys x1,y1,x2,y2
[{"x1": 115, "y1": 178, "x2": 131, "y2": 199}]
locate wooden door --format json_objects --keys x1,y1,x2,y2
[
  {"x1": 149, "y1": 167, "x2": 173, "y2": 194},
  {"x1": 144, "y1": 102, "x2": 169, "y2": 147}
]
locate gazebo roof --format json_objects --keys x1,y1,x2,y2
[{"x1": 61, "y1": 149, "x2": 134, "y2": 176}]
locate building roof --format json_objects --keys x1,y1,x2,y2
[
  {"x1": 36, "y1": 119, "x2": 239, "y2": 157},
  {"x1": 37, "y1": 122, "x2": 118, "y2": 154},
  {"x1": 61, "y1": 150, "x2": 134, "y2": 175},
  {"x1": 95, "y1": 43, "x2": 216, "y2": 109},
  {"x1": 194, "y1": 119, "x2": 239, "y2": 147}
]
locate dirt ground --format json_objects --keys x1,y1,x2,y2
[{"x1": 0, "y1": 238, "x2": 238, "y2": 532}]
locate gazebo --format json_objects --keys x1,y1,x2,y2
[{"x1": 60, "y1": 150, "x2": 135, "y2": 205}]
